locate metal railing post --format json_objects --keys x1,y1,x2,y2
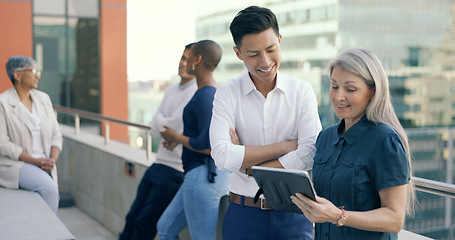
[
  {"x1": 104, "y1": 122, "x2": 110, "y2": 144},
  {"x1": 75, "y1": 114, "x2": 80, "y2": 135},
  {"x1": 446, "y1": 128, "x2": 454, "y2": 240},
  {"x1": 147, "y1": 131, "x2": 152, "y2": 159}
]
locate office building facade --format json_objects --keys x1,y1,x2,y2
[{"x1": 0, "y1": 0, "x2": 128, "y2": 140}]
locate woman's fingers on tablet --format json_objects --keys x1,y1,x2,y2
[
  {"x1": 295, "y1": 193, "x2": 309, "y2": 201},
  {"x1": 291, "y1": 195, "x2": 314, "y2": 221},
  {"x1": 291, "y1": 195, "x2": 305, "y2": 209}
]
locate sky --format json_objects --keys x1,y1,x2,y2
[{"x1": 126, "y1": 0, "x2": 273, "y2": 82}]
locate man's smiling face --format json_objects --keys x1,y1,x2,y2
[{"x1": 234, "y1": 28, "x2": 282, "y2": 85}]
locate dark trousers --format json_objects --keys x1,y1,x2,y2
[
  {"x1": 222, "y1": 201, "x2": 314, "y2": 240},
  {"x1": 119, "y1": 163, "x2": 184, "y2": 240}
]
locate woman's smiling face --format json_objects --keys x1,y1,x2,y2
[{"x1": 330, "y1": 66, "x2": 375, "y2": 131}]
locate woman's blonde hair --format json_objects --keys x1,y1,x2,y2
[{"x1": 328, "y1": 48, "x2": 415, "y2": 215}]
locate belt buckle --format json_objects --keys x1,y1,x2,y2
[{"x1": 260, "y1": 199, "x2": 271, "y2": 210}]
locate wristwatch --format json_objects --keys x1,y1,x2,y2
[{"x1": 336, "y1": 206, "x2": 347, "y2": 227}]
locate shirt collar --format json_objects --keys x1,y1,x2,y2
[
  {"x1": 7, "y1": 87, "x2": 20, "y2": 106},
  {"x1": 8, "y1": 87, "x2": 41, "y2": 106},
  {"x1": 332, "y1": 114, "x2": 372, "y2": 145},
  {"x1": 178, "y1": 78, "x2": 196, "y2": 91},
  {"x1": 241, "y1": 71, "x2": 287, "y2": 95}
]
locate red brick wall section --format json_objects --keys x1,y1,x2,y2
[
  {"x1": 0, "y1": 1, "x2": 33, "y2": 93},
  {"x1": 100, "y1": 0, "x2": 129, "y2": 141}
]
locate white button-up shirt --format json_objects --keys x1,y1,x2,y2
[
  {"x1": 151, "y1": 79, "x2": 197, "y2": 172},
  {"x1": 210, "y1": 71, "x2": 322, "y2": 197}
]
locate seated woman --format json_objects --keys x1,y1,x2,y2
[
  {"x1": 0, "y1": 55, "x2": 62, "y2": 213},
  {"x1": 291, "y1": 48, "x2": 415, "y2": 239}
]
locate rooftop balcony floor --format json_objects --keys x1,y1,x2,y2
[
  {"x1": 57, "y1": 205, "x2": 432, "y2": 240},
  {"x1": 58, "y1": 206, "x2": 117, "y2": 240}
]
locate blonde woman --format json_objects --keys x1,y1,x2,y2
[{"x1": 292, "y1": 48, "x2": 414, "y2": 239}]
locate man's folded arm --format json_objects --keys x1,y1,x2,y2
[{"x1": 278, "y1": 86, "x2": 322, "y2": 171}]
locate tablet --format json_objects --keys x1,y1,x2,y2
[{"x1": 250, "y1": 166, "x2": 317, "y2": 214}]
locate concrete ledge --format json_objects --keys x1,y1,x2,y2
[
  {"x1": 57, "y1": 124, "x2": 153, "y2": 235},
  {"x1": 399, "y1": 229, "x2": 434, "y2": 240},
  {"x1": 0, "y1": 188, "x2": 74, "y2": 240}
]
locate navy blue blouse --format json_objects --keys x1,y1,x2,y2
[
  {"x1": 182, "y1": 86, "x2": 217, "y2": 181},
  {"x1": 312, "y1": 115, "x2": 410, "y2": 240}
]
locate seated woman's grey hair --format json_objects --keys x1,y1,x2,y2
[{"x1": 6, "y1": 56, "x2": 37, "y2": 85}]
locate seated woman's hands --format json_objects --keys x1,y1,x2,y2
[
  {"x1": 39, "y1": 157, "x2": 56, "y2": 173},
  {"x1": 19, "y1": 151, "x2": 56, "y2": 173}
]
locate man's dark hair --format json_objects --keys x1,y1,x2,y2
[
  {"x1": 185, "y1": 43, "x2": 194, "y2": 50},
  {"x1": 229, "y1": 6, "x2": 280, "y2": 48},
  {"x1": 192, "y1": 40, "x2": 222, "y2": 72}
]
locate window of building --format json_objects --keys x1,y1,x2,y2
[
  {"x1": 33, "y1": 0, "x2": 100, "y2": 125},
  {"x1": 34, "y1": 16, "x2": 100, "y2": 112}
]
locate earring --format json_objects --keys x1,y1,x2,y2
[{"x1": 192, "y1": 64, "x2": 195, "y2": 70}]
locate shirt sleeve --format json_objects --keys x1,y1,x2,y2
[
  {"x1": 45, "y1": 94, "x2": 62, "y2": 151},
  {"x1": 188, "y1": 90, "x2": 215, "y2": 151},
  {"x1": 278, "y1": 83, "x2": 322, "y2": 171},
  {"x1": 210, "y1": 86, "x2": 245, "y2": 172},
  {"x1": 371, "y1": 132, "x2": 410, "y2": 191},
  {"x1": 150, "y1": 89, "x2": 171, "y2": 139},
  {"x1": 166, "y1": 90, "x2": 194, "y2": 134},
  {"x1": 0, "y1": 101, "x2": 23, "y2": 160}
]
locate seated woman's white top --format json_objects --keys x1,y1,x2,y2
[{"x1": 20, "y1": 102, "x2": 46, "y2": 159}]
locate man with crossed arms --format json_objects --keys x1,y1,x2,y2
[{"x1": 209, "y1": 6, "x2": 322, "y2": 240}]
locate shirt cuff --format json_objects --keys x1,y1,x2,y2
[
  {"x1": 217, "y1": 144, "x2": 245, "y2": 172},
  {"x1": 278, "y1": 150, "x2": 313, "y2": 171},
  {"x1": 153, "y1": 115, "x2": 167, "y2": 132},
  {"x1": 12, "y1": 145, "x2": 24, "y2": 160},
  {"x1": 51, "y1": 141, "x2": 63, "y2": 151}
]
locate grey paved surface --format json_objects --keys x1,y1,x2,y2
[
  {"x1": 56, "y1": 206, "x2": 433, "y2": 240},
  {"x1": 0, "y1": 188, "x2": 74, "y2": 240},
  {"x1": 57, "y1": 207, "x2": 117, "y2": 240}
]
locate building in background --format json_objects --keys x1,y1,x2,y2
[
  {"x1": 196, "y1": 0, "x2": 450, "y2": 109},
  {"x1": 0, "y1": 0, "x2": 128, "y2": 141},
  {"x1": 128, "y1": 80, "x2": 170, "y2": 151}
]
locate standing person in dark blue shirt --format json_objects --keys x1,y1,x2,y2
[
  {"x1": 156, "y1": 40, "x2": 231, "y2": 240},
  {"x1": 292, "y1": 48, "x2": 415, "y2": 240}
]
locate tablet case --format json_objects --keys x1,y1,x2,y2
[{"x1": 250, "y1": 166, "x2": 317, "y2": 214}]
